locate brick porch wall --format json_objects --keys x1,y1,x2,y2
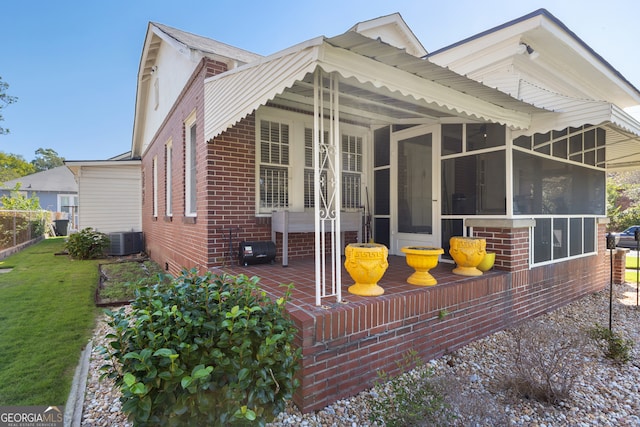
[
  {"x1": 472, "y1": 226, "x2": 530, "y2": 272},
  {"x1": 290, "y1": 222, "x2": 611, "y2": 412},
  {"x1": 259, "y1": 211, "x2": 613, "y2": 412}
]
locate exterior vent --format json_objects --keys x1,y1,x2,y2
[{"x1": 109, "y1": 232, "x2": 144, "y2": 256}]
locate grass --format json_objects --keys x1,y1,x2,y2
[
  {"x1": 98, "y1": 260, "x2": 170, "y2": 303},
  {"x1": 626, "y1": 254, "x2": 640, "y2": 282},
  {"x1": 626, "y1": 254, "x2": 640, "y2": 269},
  {"x1": 0, "y1": 238, "x2": 100, "y2": 406}
]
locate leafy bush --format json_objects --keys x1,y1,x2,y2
[
  {"x1": 369, "y1": 349, "x2": 455, "y2": 427},
  {"x1": 588, "y1": 324, "x2": 634, "y2": 364},
  {"x1": 501, "y1": 320, "x2": 589, "y2": 404},
  {"x1": 65, "y1": 227, "x2": 110, "y2": 259},
  {"x1": 100, "y1": 271, "x2": 301, "y2": 426}
]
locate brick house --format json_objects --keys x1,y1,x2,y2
[{"x1": 83, "y1": 10, "x2": 640, "y2": 411}]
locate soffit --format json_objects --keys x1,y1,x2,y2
[
  {"x1": 518, "y1": 90, "x2": 640, "y2": 171},
  {"x1": 429, "y1": 10, "x2": 640, "y2": 109}
]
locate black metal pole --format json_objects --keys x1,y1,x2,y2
[
  {"x1": 633, "y1": 228, "x2": 640, "y2": 307},
  {"x1": 609, "y1": 247, "x2": 613, "y2": 331},
  {"x1": 607, "y1": 232, "x2": 615, "y2": 332}
]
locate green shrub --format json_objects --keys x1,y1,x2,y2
[
  {"x1": 100, "y1": 270, "x2": 301, "y2": 426},
  {"x1": 65, "y1": 227, "x2": 110, "y2": 259},
  {"x1": 588, "y1": 324, "x2": 634, "y2": 364},
  {"x1": 369, "y1": 349, "x2": 455, "y2": 427}
]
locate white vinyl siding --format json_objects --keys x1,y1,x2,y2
[{"x1": 76, "y1": 165, "x2": 142, "y2": 233}]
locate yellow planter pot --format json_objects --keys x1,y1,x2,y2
[
  {"x1": 477, "y1": 252, "x2": 496, "y2": 272},
  {"x1": 345, "y1": 243, "x2": 388, "y2": 296},
  {"x1": 401, "y1": 246, "x2": 444, "y2": 286},
  {"x1": 449, "y1": 236, "x2": 486, "y2": 276}
]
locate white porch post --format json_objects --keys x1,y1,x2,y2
[{"x1": 313, "y1": 68, "x2": 342, "y2": 306}]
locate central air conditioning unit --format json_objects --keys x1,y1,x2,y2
[{"x1": 108, "y1": 231, "x2": 144, "y2": 256}]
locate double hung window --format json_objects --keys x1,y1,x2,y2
[
  {"x1": 185, "y1": 112, "x2": 197, "y2": 217},
  {"x1": 259, "y1": 120, "x2": 289, "y2": 210}
]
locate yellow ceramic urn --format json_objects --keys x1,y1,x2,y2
[
  {"x1": 449, "y1": 236, "x2": 486, "y2": 276},
  {"x1": 345, "y1": 243, "x2": 388, "y2": 296},
  {"x1": 401, "y1": 246, "x2": 444, "y2": 286},
  {"x1": 477, "y1": 252, "x2": 496, "y2": 272}
]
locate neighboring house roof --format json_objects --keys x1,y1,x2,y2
[{"x1": 2, "y1": 166, "x2": 77, "y2": 193}]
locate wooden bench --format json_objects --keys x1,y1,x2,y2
[{"x1": 271, "y1": 211, "x2": 362, "y2": 266}]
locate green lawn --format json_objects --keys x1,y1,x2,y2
[
  {"x1": 626, "y1": 254, "x2": 640, "y2": 282},
  {"x1": 626, "y1": 253, "x2": 640, "y2": 269},
  {"x1": 0, "y1": 238, "x2": 99, "y2": 405}
]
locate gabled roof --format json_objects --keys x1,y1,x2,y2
[
  {"x1": 2, "y1": 166, "x2": 77, "y2": 193},
  {"x1": 428, "y1": 8, "x2": 640, "y2": 108},
  {"x1": 131, "y1": 22, "x2": 263, "y2": 157},
  {"x1": 347, "y1": 13, "x2": 427, "y2": 57},
  {"x1": 142, "y1": 23, "x2": 262, "y2": 81}
]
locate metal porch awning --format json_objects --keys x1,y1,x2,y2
[{"x1": 203, "y1": 32, "x2": 546, "y2": 142}]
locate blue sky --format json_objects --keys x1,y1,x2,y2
[{"x1": 2, "y1": 0, "x2": 639, "y2": 162}]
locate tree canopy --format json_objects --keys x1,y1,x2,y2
[
  {"x1": 0, "y1": 151, "x2": 34, "y2": 183},
  {"x1": 31, "y1": 147, "x2": 65, "y2": 172},
  {"x1": 0, "y1": 76, "x2": 17, "y2": 135}
]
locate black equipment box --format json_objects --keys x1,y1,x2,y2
[{"x1": 238, "y1": 241, "x2": 276, "y2": 266}]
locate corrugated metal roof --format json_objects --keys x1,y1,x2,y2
[
  {"x1": 327, "y1": 32, "x2": 543, "y2": 114},
  {"x1": 204, "y1": 32, "x2": 545, "y2": 141}
]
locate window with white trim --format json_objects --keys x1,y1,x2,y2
[
  {"x1": 303, "y1": 129, "x2": 362, "y2": 210},
  {"x1": 256, "y1": 109, "x2": 368, "y2": 215},
  {"x1": 152, "y1": 155, "x2": 158, "y2": 218},
  {"x1": 165, "y1": 140, "x2": 173, "y2": 216},
  {"x1": 58, "y1": 194, "x2": 78, "y2": 230},
  {"x1": 342, "y1": 134, "x2": 362, "y2": 209},
  {"x1": 259, "y1": 120, "x2": 289, "y2": 211},
  {"x1": 185, "y1": 112, "x2": 197, "y2": 216}
]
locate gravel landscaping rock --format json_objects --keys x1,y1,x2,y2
[{"x1": 82, "y1": 282, "x2": 640, "y2": 426}]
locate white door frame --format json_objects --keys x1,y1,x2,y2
[{"x1": 390, "y1": 124, "x2": 441, "y2": 255}]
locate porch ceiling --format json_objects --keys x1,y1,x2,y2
[
  {"x1": 269, "y1": 72, "x2": 457, "y2": 125},
  {"x1": 204, "y1": 32, "x2": 545, "y2": 141}
]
